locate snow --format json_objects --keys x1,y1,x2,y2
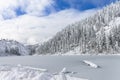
[
  {"x1": 0, "y1": 39, "x2": 29, "y2": 56},
  {"x1": 51, "y1": 74, "x2": 87, "y2": 80},
  {"x1": 0, "y1": 65, "x2": 87, "y2": 80},
  {"x1": 83, "y1": 60, "x2": 99, "y2": 68},
  {"x1": 0, "y1": 56, "x2": 119, "y2": 80},
  {"x1": 17, "y1": 64, "x2": 48, "y2": 72},
  {"x1": 109, "y1": 17, "x2": 120, "y2": 27},
  {"x1": 61, "y1": 67, "x2": 67, "y2": 73},
  {"x1": 103, "y1": 17, "x2": 120, "y2": 36}
]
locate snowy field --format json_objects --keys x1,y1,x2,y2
[{"x1": 0, "y1": 55, "x2": 119, "y2": 80}]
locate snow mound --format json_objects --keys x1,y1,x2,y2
[
  {"x1": 0, "y1": 65, "x2": 88, "y2": 80},
  {"x1": 83, "y1": 60, "x2": 100, "y2": 68}
]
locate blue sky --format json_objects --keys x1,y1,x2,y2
[
  {"x1": 0, "y1": 0, "x2": 117, "y2": 44},
  {"x1": 53, "y1": 0, "x2": 115, "y2": 11},
  {"x1": 15, "y1": 0, "x2": 116, "y2": 17},
  {"x1": 25, "y1": 0, "x2": 117, "y2": 16}
]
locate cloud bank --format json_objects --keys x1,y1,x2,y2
[{"x1": 0, "y1": 0, "x2": 98, "y2": 44}]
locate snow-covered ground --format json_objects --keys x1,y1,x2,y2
[
  {"x1": 0, "y1": 65, "x2": 87, "y2": 80},
  {"x1": 0, "y1": 55, "x2": 119, "y2": 80}
]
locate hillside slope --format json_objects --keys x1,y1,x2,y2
[
  {"x1": 0, "y1": 39, "x2": 29, "y2": 56},
  {"x1": 36, "y1": 1, "x2": 120, "y2": 55}
]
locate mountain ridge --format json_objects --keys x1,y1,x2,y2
[{"x1": 36, "y1": 1, "x2": 120, "y2": 55}]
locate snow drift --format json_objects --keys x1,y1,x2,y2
[{"x1": 0, "y1": 65, "x2": 87, "y2": 80}]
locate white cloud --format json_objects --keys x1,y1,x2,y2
[
  {"x1": 0, "y1": 8, "x2": 97, "y2": 44},
  {"x1": 18, "y1": 0, "x2": 54, "y2": 16},
  {"x1": 0, "y1": 0, "x2": 98, "y2": 44},
  {"x1": 0, "y1": 0, "x2": 54, "y2": 20}
]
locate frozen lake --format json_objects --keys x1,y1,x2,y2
[{"x1": 0, "y1": 55, "x2": 120, "y2": 80}]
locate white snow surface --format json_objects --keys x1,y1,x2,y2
[{"x1": 0, "y1": 65, "x2": 87, "y2": 80}]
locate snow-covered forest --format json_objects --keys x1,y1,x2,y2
[
  {"x1": 36, "y1": 1, "x2": 120, "y2": 55},
  {"x1": 0, "y1": 39, "x2": 29, "y2": 56}
]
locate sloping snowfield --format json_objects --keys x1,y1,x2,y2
[{"x1": 0, "y1": 55, "x2": 119, "y2": 80}]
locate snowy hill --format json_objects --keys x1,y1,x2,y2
[
  {"x1": 36, "y1": 1, "x2": 120, "y2": 55},
  {"x1": 0, "y1": 39, "x2": 29, "y2": 56}
]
